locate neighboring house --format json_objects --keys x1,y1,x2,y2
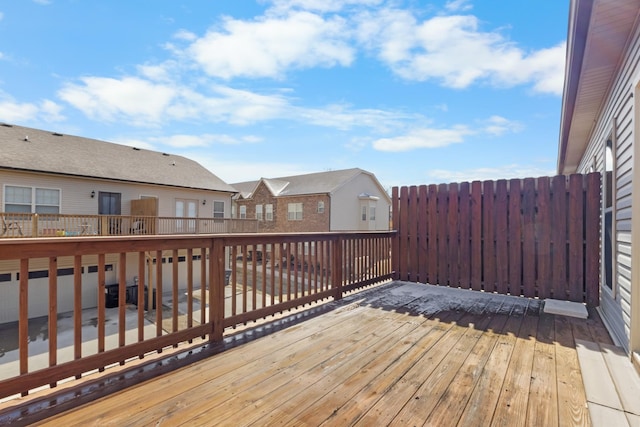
[
  {"x1": 558, "y1": 0, "x2": 640, "y2": 364},
  {"x1": 0, "y1": 123, "x2": 237, "y2": 323},
  {"x1": 231, "y1": 168, "x2": 391, "y2": 233}
]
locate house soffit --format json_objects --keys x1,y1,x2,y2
[{"x1": 559, "y1": 0, "x2": 639, "y2": 174}]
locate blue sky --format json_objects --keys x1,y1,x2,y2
[{"x1": 0, "y1": 0, "x2": 568, "y2": 190}]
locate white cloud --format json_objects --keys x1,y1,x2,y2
[
  {"x1": 196, "y1": 157, "x2": 312, "y2": 183},
  {"x1": 58, "y1": 76, "x2": 177, "y2": 125},
  {"x1": 356, "y1": 10, "x2": 565, "y2": 95},
  {"x1": 427, "y1": 164, "x2": 555, "y2": 183},
  {"x1": 0, "y1": 92, "x2": 64, "y2": 123},
  {"x1": 148, "y1": 133, "x2": 263, "y2": 148},
  {"x1": 373, "y1": 126, "x2": 471, "y2": 152},
  {"x1": 481, "y1": 115, "x2": 522, "y2": 136},
  {"x1": 445, "y1": 0, "x2": 473, "y2": 12},
  {"x1": 0, "y1": 12, "x2": 4, "y2": 21},
  {"x1": 187, "y1": 11, "x2": 354, "y2": 79},
  {"x1": 267, "y1": 0, "x2": 383, "y2": 13},
  {"x1": 32, "y1": 0, "x2": 52, "y2": 4}
]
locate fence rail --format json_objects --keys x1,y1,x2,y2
[
  {"x1": 0, "y1": 231, "x2": 392, "y2": 399},
  {"x1": 0, "y1": 213, "x2": 258, "y2": 238},
  {"x1": 391, "y1": 173, "x2": 601, "y2": 305}
]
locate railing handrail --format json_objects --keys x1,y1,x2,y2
[{"x1": 0, "y1": 212, "x2": 259, "y2": 237}]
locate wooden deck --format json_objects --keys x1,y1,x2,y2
[{"x1": 7, "y1": 282, "x2": 613, "y2": 426}]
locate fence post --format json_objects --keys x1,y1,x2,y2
[
  {"x1": 391, "y1": 187, "x2": 399, "y2": 280},
  {"x1": 585, "y1": 172, "x2": 601, "y2": 306}
]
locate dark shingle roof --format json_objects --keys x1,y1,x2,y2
[
  {"x1": 0, "y1": 123, "x2": 236, "y2": 192},
  {"x1": 232, "y1": 168, "x2": 372, "y2": 198}
]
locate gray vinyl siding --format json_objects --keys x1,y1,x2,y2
[{"x1": 574, "y1": 21, "x2": 640, "y2": 351}]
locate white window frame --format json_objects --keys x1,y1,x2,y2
[
  {"x1": 213, "y1": 201, "x2": 225, "y2": 218},
  {"x1": 239, "y1": 205, "x2": 247, "y2": 219},
  {"x1": 265, "y1": 204, "x2": 273, "y2": 221},
  {"x1": 288, "y1": 203, "x2": 303, "y2": 221},
  {"x1": 317, "y1": 201, "x2": 325, "y2": 214},
  {"x1": 4, "y1": 185, "x2": 61, "y2": 214},
  {"x1": 361, "y1": 206, "x2": 367, "y2": 221},
  {"x1": 256, "y1": 204, "x2": 263, "y2": 220},
  {"x1": 369, "y1": 206, "x2": 376, "y2": 221}
]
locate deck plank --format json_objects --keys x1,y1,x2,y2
[
  {"x1": 555, "y1": 315, "x2": 591, "y2": 427},
  {"x1": 490, "y1": 313, "x2": 538, "y2": 427},
  {"x1": 314, "y1": 310, "x2": 465, "y2": 426},
  {"x1": 353, "y1": 312, "x2": 481, "y2": 426},
  {"x1": 417, "y1": 312, "x2": 511, "y2": 426},
  {"x1": 18, "y1": 283, "x2": 608, "y2": 427},
  {"x1": 526, "y1": 311, "x2": 558, "y2": 427},
  {"x1": 456, "y1": 314, "x2": 524, "y2": 426}
]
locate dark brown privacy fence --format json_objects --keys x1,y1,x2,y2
[{"x1": 391, "y1": 173, "x2": 601, "y2": 305}]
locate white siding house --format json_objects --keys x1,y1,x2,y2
[
  {"x1": 558, "y1": 0, "x2": 640, "y2": 363},
  {"x1": 0, "y1": 123, "x2": 237, "y2": 324},
  {"x1": 232, "y1": 168, "x2": 391, "y2": 233}
]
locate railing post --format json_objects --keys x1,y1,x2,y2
[
  {"x1": 100, "y1": 216, "x2": 108, "y2": 236},
  {"x1": 333, "y1": 236, "x2": 344, "y2": 300},
  {"x1": 210, "y1": 238, "x2": 225, "y2": 342},
  {"x1": 32, "y1": 214, "x2": 38, "y2": 237}
]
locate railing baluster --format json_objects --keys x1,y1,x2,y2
[
  {"x1": 138, "y1": 251, "x2": 145, "y2": 347},
  {"x1": 187, "y1": 248, "x2": 194, "y2": 334},
  {"x1": 172, "y1": 249, "x2": 179, "y2": 335},
  {"x1": 48, "y1": 256, "x2": 58, "y2": 387},
  {"x1": 19, "y1": 258, "x2": 29, "y2": 395},
  {"x1": 74, "y1": 255, "x2": 82, "y2": 374},
  {"x1": 97, "y1": 253, "x2": 106, "y2": 371},
  {"x1": 155, "y1": 250, "x2": 163, "y2": 340},
  {"x1": 118, "y1": 253, "x2": 126, "y2": 354}
]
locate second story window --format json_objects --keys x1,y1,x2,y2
[
  {"x1": 256, "y1": 204, "x2": 263, "y2": 220},
  {"x1": 213, "y1": 201, "x2": 225, "y2": 218},
  {"x1": 288, "y1": 203, "x2": 303, "y2": 220},
  {"x1": 265, "y1": 204, "x2": 273, "y2": 221},
  {"x1": 361, "y1": 206, "x2": 367, "y2": 221},
  {"x1": 239, "y1": 205, "x2": 247, "y2": 219},
  {"x1": 317, "y1": 201, "x2": 325, "y2": 213},
  {"x1": 370, "y1": 206, "x2": 376, "y2": 221}
]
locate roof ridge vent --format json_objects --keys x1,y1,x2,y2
[
  {"x1": 162, "y1": 153, "x2": 170, "y2": 156},
  {"x1": 1, "y1": 123, "x2": 13, "y2": 127},
  {"x1": 52, "y1": 132, "x2": 63, "y2": 136},
  {"x1": 132, "y1": 147, "x2": 140, "y2": 151}
]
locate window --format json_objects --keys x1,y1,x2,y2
[
  {"x1": 288, "y1": 203, "x2": 303, "y2": 220},
  {"x1": 213, "y1": 201, "x2": 225, "y2": 218},
  {"x1": 265, "y1": 204, "x2": 273, "y2": 221},
  {"x1": 370, "y1": 206, "x2": 376, "y2": 221},
  {"x1": 361, "y1": 206, "x2": 367, "y2": 221},
  {"x1": 239, "y1": 205, "x2": 247, "y2": 219},
  {"x1": 317, "y1": 201, "x2": 325, "y2": 214},
  {"x1": 5, "y1": 185, "x2": 60, "y2": 214},
  {"x1": 255, "y1": 204, "x2": 263, "y2": 220}
]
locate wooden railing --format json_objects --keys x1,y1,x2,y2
[
  {"x1": 0, "y1": 231, "x2": 393, "y2": 399},
  {"x1": 0, "y1": 213, "x2": 258, "y2": 238}
]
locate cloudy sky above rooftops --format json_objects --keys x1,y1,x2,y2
[{"x1": 0, "y1": 0, "x2": 567, "y2": 189}]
